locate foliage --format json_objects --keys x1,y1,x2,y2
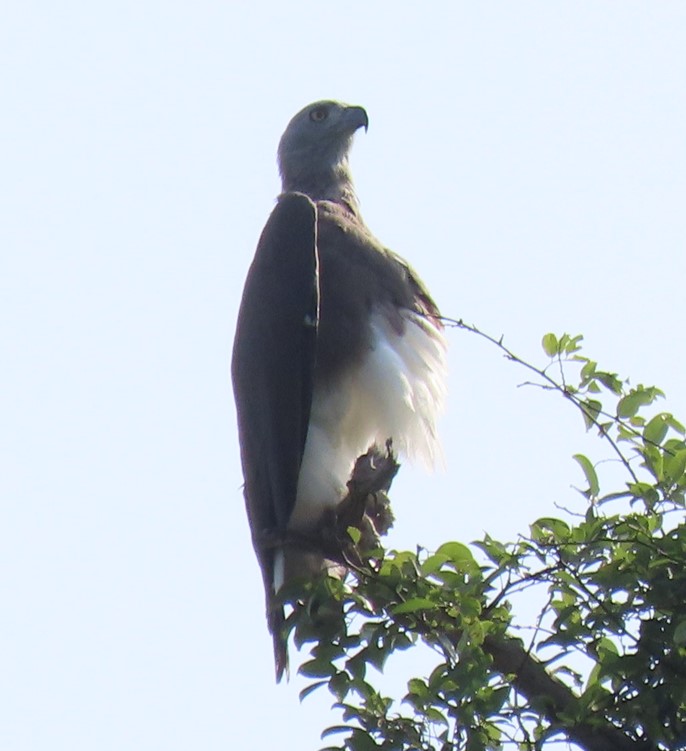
[{"x1": 286, "y1": 327, "x2": 686, "y2": 751}]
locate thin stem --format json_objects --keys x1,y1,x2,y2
[{"x1": 442, "y1": 318, "x2": 640, "y2": 484}]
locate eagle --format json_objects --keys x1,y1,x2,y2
[{"x1": 232, "y1": 100, "x2": 447, "y2": 680}]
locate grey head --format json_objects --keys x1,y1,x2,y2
[{"x1": 277, "y1": 100, "x2": 368, "y2": 212}]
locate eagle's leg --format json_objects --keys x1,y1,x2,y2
[{"x1": 259, "y1": 441, "x2": 399, "y2": 567}]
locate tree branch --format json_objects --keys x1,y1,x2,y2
[{"x1": 482, "y1": 634, "x2": 656, "y2": 751}]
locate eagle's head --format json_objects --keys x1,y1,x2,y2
[{"x1": 277, "y1": 100, "x2": 368, "y2": 202}]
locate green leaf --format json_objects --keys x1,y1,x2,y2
[
  {"x1": 664, "y1": 448, "x2": 686, "y2": 485},
  {"x1": 628, "y1": 481, "x2": 660, "y2": 507},
  {"x1": 406, "y1": 677, "x2": 428, "y2": 697},
  {"x1": 346, "y1": 526, "x2": 361, "y2": 544},
  {"x1": 580, "y1": 359, "x2": 597, "y2": 381},
  {"x1": 674, "y1": 620, "x2": 686, "y2": 646},
  {"x1": 421, "y1": 553, "x2": 449, "y2": 575},
  {"x1": 299, "y1": 680, "x2": 327, "y2": 702},
  {"x1": 580, "y1": 399, "x2": 602, "y2": 430},
  {"x1": 425, "y1": 707, "x2": 449, "y2": 725},
  {"x1": 299, "y1": 659, "x2": 336, "y2": 678},
  {"x1": 595, "y1": 371, "x2": 623, "y2": 394},
  {"x1": 542, "y1": 333, "x2": 559, "y2": 357},
  {"x1": 594, "y1": 636, "x2": 619, "y2": 658},
  {"x1": 644, "y1": 414, "x2": 670, "y2": 445},
  {"x1": 435, "y1": 541, "x2": 475, "y2": 566},
  {"x1": 617, "y1": 386, "x2": 662, "y2": 418},
  {"x1": 573, "y1": 454, "x2": 600, "y2": 497},
  {"x1": 321, "y1": 725, "x2": 353, "y2": 738},
  {"x1": 347, "y1": 728, "x2": 381, "y2": 751},
  {"x1": 473, "y1": 536, "x2": 508, "y2": 566},
  {"x1": 531, "y1": 517, "x2": 571, "y2": 542},
  {"x1": 643, "y1": 445, "x2": 664, "y2": 482},
  {"x1": 617, "y1": 393, "x2": 646, "y2": 418},
  {"x1": 391, "y1": 598, "x2": 437, "y2": 615},
  {"x1": 562, "y1": 333, "x2": 583, "y2": 353},
  {"x1": 329, "y1": 671, "x2": 351, "y2": 702}
]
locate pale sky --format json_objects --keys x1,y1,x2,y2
[{"x1": 2, "y1": 3, "x2": 685, "y2": 750}]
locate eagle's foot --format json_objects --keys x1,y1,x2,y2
[{"x1": 332, "y1": 441, "x2": 399, "y2": 561}]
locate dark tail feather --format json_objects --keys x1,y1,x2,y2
[{"x1": 270, "y1": 605, "x2": 289, "y2": 682}]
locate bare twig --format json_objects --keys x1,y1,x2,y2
[{"x1": 441, "y1": 317, "x2": 640, "y2": 484}]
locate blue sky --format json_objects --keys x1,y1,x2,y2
[{"x1": 2, "y1": 3, "x2": 685, "y2": 749}]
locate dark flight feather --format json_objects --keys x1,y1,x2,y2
[{"x1": 231, "y1": 193, "x2": 319, "y2": 678}]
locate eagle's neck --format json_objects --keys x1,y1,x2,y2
[{"x1": 281, "y1": 159, "x2": 361, "y2": 217}]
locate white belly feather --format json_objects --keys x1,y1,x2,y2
[{"x1": 288, "y1": 311, "x2": 447, "y2": 531}]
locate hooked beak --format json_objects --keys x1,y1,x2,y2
[{"x1": 344, "y1": 105, "x2": 369, "y2": 134}]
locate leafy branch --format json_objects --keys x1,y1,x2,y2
[{"x1": 286, "y1": 327, "x2": 686, "y2": 751}]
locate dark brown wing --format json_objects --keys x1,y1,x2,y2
[
  {"x1": 231, "y1": 192, "x2": 319, "y2": 680},
  {"x1": 313, "y1": 201, "x2": 442, "y2": 383}
]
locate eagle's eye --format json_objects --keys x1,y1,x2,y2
[{"x1": 309, "y1": 107, "x2": 329, "y2": 123}]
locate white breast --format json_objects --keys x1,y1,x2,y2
[{"x1": 288, "y1": 311, "x2": 447, "y2": 531}]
